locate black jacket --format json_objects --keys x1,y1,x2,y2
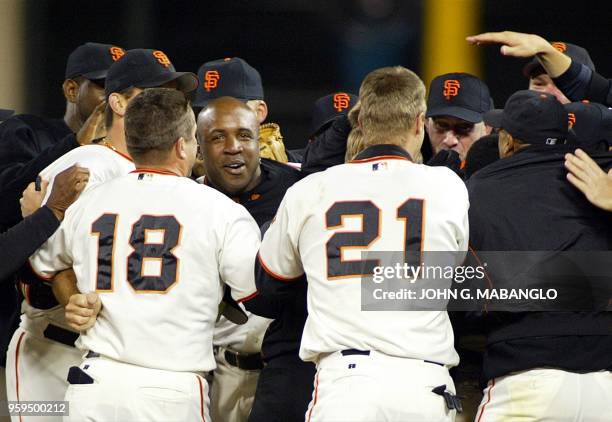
[
  {"x1": 0, "y1": 115, "x2": 76, "y2": 230},
  {"x1": 300, "y1": 115, "x2": 352, "y2": 174},
  {"x1": 554, "y1": 60, "x2": 612, "y2": 107},
  {"x1": 467, "y1": 145, "x2": 612, "y2": 381}
]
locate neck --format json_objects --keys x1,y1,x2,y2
[
  {"x1": 105, "y1": 122, "x2": 130, "y2": 156},
  {"x1": 63, "y1": 104, "x2": 82, "y2": 133}
]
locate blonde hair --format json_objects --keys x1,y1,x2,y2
[{"x1": 357, "y1": 66, "x2": 426, "y2": 149}]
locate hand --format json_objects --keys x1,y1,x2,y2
[
  {"x1": 46, "y1": 165, "x2": 90, "y2": 220},
  {"x1": 65, "y1": 292, "x2": 102, "y2": 331},
  {"x1": 77, "y1": 100, "x2": 107, "y2": 145},
  {"x1": 466, "y1": 31, "x2": 570, "y2": 77},
  {"x1": 565, "y1": 149, "x2": 612, "y2": 211},
  {"x1": 20, "y1": 178, "x2": 49, "y2": 218}
]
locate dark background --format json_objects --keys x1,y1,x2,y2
[{"x1": 24, "y1": 0, "x2": 612, "y2": 149}]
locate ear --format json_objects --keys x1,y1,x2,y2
[
  {"x1": 254, "y1": 101, "x2": 268, "y2": 124},
  {"x1": 63, "y1": 79, "x2": 79, "y2": 104},
  {"x1": 414, "y1": 112, "x2": 425, "y2": 136},
  {"x1": 108, "y1": 93, "x2": 128, "y2": 119},
  {"x1": 484, "y1": 124, "x2": 494, "y2": 136},
  {"x1": 175, "y1": 137, "x2": 187, "y2": 159}
]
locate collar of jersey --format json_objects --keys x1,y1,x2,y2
[
  {"x1": 350, "y1": 144, "x2": 413, "y2": 163},
  {"x1": 130, "y1": 168, "x2": 180, "y2": 176}
]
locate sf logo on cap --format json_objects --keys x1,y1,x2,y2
[
  {"x1": 204, "y1": 70, "x2": 220, "y2": 92},
  {"x1": 568, "y1": 112, "x2": 576, "y2": 129},
  {"x1": 153, "y1": 50, "x2": 172, "y2": 68},
  {"x1": 551, "y1": 42, "x2": 567, "y2": 53},
  {"x1": 333, "y1": 93, "x2": 351, "y2": 112},
  {"x1": 109, "y1": 47, "x2": 125, "y2": 61},
  {"x1": 443, "y1": 80, "x2": 460, "y2": 100}
]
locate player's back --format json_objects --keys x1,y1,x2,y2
[
  {"x1": 61, "y1": 170, "x2": 260, "y2": 372},
  {"x1": 287, "y1": 154, "x2": 468, "y2": 365}
]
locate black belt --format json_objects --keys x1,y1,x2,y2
[
  {"x1": 216, "y1": 347, "x2": 263, "y2": 370},
  {"x1": 43, "y1": 324, "x2": 78, "y2": 348},
  {"x1": 341, "y1": 349, "x2": 444, "y2": 366}
]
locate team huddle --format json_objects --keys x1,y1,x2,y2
[{"x1": 0, "y1": 30, "x2": 611, "y2": 422}]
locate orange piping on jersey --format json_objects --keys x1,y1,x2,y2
[
  {"x1": 349, "y1": 155, "x2": 411, "y2": 164},
  {"x1": 97, "y1": 141, "x2": 134, "y2": 162},
  {"x1": 237, "y1": 290, "x2": 259, "y2": 303},
  {"x1": 476, "y1": 378, "x2": 495, "y2": 422},
  {"x1": 15, "y1": 330, "x2": 26, "y2": 422},
  {"x1": 258, "y1": 253, "x2": 304, "y2": 282},
  {"x1": 130, "y1": 168, "x2": 180, "y2": 176},
  {"x1": 26, "y1": 260, "x2": 54, "y2": 282},
  {"x1": 196, "y1": 375, "x2": 205, "y2": 421},
  {"x1": 306, "y1": 372, "x2": 319, "y2": 422},
  {"x1": 460, "y1": 160, "x2": 466, "y2": 170}
]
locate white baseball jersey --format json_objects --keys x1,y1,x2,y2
[
  {"x1": 30, "y1": 170, "x2": 261, "y2": 372},
  {"x1": 258, "y1": 147, "x2": 468, "y2": 365},
  {"x1": 24, "y1": 143, "x2": 135, "y2": 330}
]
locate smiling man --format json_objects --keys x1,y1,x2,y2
[
  {"x1": 197, "y1": 96, "x2": 305, "y2": 422},
  {"x1": 425, "y1": 73, "x2": 493, "y2": 162}
]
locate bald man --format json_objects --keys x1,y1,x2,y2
[{"x1": 197, "y1": 97, "x2": 306, "y2": 422}]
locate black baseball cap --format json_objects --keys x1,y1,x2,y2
[
  {"x1": 104, "y1": 49, "x2": 198, "y2": 97},
  {"x1": 192, "y1": 57, "x2": 264, "y2": 107},
  {"x1": 310, "y1": 92, "x2": 358, "y2": 137},
  {"x1": 65, "y1": 42, "x2": 125, "y2": 80},
  {"x1": 426, "y1": 73, "x2": 492, "y2": 123},
  {"x1": 564, "y1": 101, "x2": 612, "y2": 147},
  {"x1": 523, "y1": 42, "x2": 595, "y2": 78},
  {"x1": 485, "y1": 90, "x2": 568, "y2": 145}
]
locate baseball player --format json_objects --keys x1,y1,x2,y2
[
  {"x1": 31, "y1": 88, "x2": 260, "y2": 421},
  {"x1": 5, "y1": 49, "x2": 197, "y2": 422},
  {"x1": 0, "y1": 43, "x2": 122, "y2": 410},
  {"x1": 255, "y1": 66, "x2": 468, "y2": 421},
  {"x1": 425, "y1": 73, "x2": 493, "y2": 163},
  {"x1": 467, "y1": 90, "x2": 612, "y2": 421}
]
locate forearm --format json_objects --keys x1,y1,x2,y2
[
  {"x1": 535, "y1": 42, "x2": 572, "y2": 78},
  {"x1": 0, "y1": 206, "x2": 60, "y2": 280},
  {"x1": 52, "y1": 269, "x2": 79, "y2": 306}
]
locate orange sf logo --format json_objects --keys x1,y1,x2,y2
[
  {"x1": 333, "y1": 93, "x2": 351, "y2": 112},
  {"x1": 109, "y1": 47, "x2": 125, "y2": 61},
  {"x1": 443, "y1": 80, "x2": 460, "y2": 99},
  {"x1": 152, "y1": 50, "x2": 172, "y2": 68},
  {"x1": 568, "y1": 112, "x2": 576, "y2": 128},
  {"x1": 551, "y1": 42, "x2": 567, "y2": 53},
  {"x1": 204, "y1": 71, "x2": 220, "y2": 92}
]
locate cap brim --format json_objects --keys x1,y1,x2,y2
[
  {"x1": 81, "y1": 69, "x2": 109, "y2": 80},
  {"x1": 139, "y1": 72, "x2": 199, "y2": 93},
  {"x1": 523, "y1": 60, "x2": 544, "y2": 78},
  {"x1": 191, "y1": 95, "x2": 249, "y2": 108},
  {"x1": 426, "y1": 106, "x2": 484, "y2": 123},
  {"x1": 483, "y1": 109, "x2": 503, "y2": 128}
]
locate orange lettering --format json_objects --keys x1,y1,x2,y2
[
  {"x1": 568, "y1": 112, "x2": 576, "y2": 129},
  {"x1": 152, "y1": 50, "x2": 172, "y2": 68},
  {"x1": 333, "y1": 93, "x2": 351, "y2": 112},
  {"x1": 443, "y1": 80, "x2": 461, "y2": 99},
  {"x1": 551, "y1": 42, "x2": 567, "y2": 53},
  {"x1": 204, "y1": 70, "x2": 220, "y2": 92},
  {"x1": 109, "y1": 47, "x2": 125, "y2": 61}
]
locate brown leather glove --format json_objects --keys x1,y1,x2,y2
[{"x1": 259, "y1": 122, "x2": 289, "y2": 163}]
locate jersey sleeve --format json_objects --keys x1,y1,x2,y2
[
  {"x1": 28, "y1": 204, "x2": 78, "y2": 279},
  {"x1": 257, "y1": 187, "x2": 305, "y2": 287},
  {"x1": 219, "y1": 204, "x2": 262, "y2": 303}
]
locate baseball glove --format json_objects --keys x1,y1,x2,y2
[{"x1": 259, "y1": 122, "x2": 289, "y2": 163}]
